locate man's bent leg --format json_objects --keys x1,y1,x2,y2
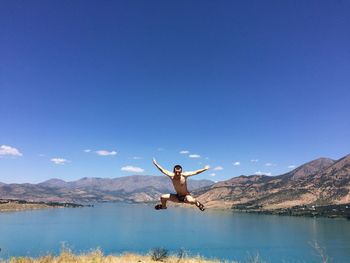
[
  {"x1": 184, "y1": 195, "x2": 196, "y2": 204},
  {"x1": 160, "y1": 193, "x2": 170, "y2": 208},
  {"x1": 185, "y1": 195, "x2": 205, "y2": 211},
  {"x1": 155, "y1": 194, "x2": 180, "y2": 210}
]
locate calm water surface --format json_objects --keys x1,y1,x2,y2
[{"x1": 0, "y1": 203, "x2": 349, "y2": 262}]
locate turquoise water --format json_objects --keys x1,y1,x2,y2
[{"x1": 0, "y1": 203, "x2": 350, "y2": 262}]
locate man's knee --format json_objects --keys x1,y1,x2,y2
[
  {"x1": 161, "y1": 194, "x2": 170, "y2": 200},
  {"x1": 185, "y1": 195, "x2": 196, "y2": 204}
]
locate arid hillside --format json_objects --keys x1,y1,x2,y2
[{"x1": 195, "y1": 154, "x2": 350, "y2": 210}]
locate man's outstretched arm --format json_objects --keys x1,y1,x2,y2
[
  {"x1": 153, "y1": 158, "x2": 174, "y2": 177},
  {"x1": 183, "y1": 166, "x2": 210, "y2": 177}
]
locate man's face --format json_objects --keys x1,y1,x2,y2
[{"x1": 174, "y1": 167, "x2": 182, "y2": 175}]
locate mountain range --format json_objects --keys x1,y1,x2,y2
[
  {"x1": 0, "y1": 175, "x2": 213, "y2": 203},
  {"x1": 1, "y1": 154, "x2": 349, "y2": 210},
  {"x1": 195, "y1": 154, "x2": 350, "y2": 210}
]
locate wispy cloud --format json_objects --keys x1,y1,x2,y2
[
  {"x1": 157, "y1": 147, "x2": 164, "y2": 151},
  {"x1": 210, "y1": 173, "x2": 216, "y2": 177},
  {"x1": 51, "y1": 158, "x2": 70, "y2": 165},
  {"x1": 121, "y1": 165, "x2": 144, "y2": 173},
  {"x1": 0, "y1": 145, "x2": 23, "y2": 157},
  {"x1": 84, "y1": 149, "x2": 91, "y2": 153},
  {"x1": 214, "y1": 166, "x2": 223, "y2": 171},
  {"x1": 132, "y1": 156, "x2": 143, "y2": 160},
  {"x1": 189, "y1": 154, "x2": 201, "y2": 158},
  {"x1": 95, "y1": 150, "x2": 117, "y2": 156},
  {"x1": 265, "y1": 163, "x2": 276, "y2": 167},
  {"x1": 233, "y1": 161, "x2": 240, "y2": 166},
  {"x1": 288, "y1": 165, "x2": 296, "y2": 169},
  {"x1": 254, "y1": 171, "x2": 272, "y2": 176},
  {"x1": 250, "y1": 159, "x2": 259, "y2": 163},
  {"x1": 180, "y1": 150, "x2": 190, "y2": 154}
]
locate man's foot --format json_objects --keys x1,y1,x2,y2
[
  {"x1": 196, "y1": 201, "x2": 205, "y2": 211},
  {"x1": 154, "y1": 204, "x2": 167, "y2": 210}
]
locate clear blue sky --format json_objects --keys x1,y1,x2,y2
[{"x1": 1, "y1": 0, "x2": 349, "y2": 183}]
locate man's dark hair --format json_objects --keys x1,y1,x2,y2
[{"x1": 173, "y1": 165, "x2": 182, "y2": 172}]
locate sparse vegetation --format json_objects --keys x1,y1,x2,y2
[
  {"x1": 150, "y1": 248, "x2": 169, "y2": 261},
  {"x1": 0, "y1": 249, "x2": 269, "y2": 263},
  {"x1": 0, "y1": 245, "x2": 334, "y2": 263},
  {"x1": 0, "y1": 249, "x2": 223, "y2": 263},
  {"x1": 176, "y1": 248, "x2": 188, "y2": 261}
]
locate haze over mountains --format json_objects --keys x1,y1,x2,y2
[{"x1": 1, "y1": 154, "x2": 349, "y2": 210}]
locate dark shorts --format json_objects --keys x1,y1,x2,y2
[{"x1": 175, "y1": 194, "x2": 189, "y2": 202}]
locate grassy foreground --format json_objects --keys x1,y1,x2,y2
[
  {"x1": 1, "y1": 249, "x2": 248, "y2": 263},
  {"x1": 1, "y1": 243, "x2": 332, "y2": 263}
]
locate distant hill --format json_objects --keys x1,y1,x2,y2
[
  {"x1": 0, "y1": 175, "x2": 214, "y2": 203},
  {"x1": 195, "y1": 154, "x2": 350, "y2": 210},
  {"x1": 2, "y1": 154, "x2": 349, "y2": 210}
]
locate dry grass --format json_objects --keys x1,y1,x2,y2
[{"x1": 2, "y1": 249, "x2": 236, "y2": 263}]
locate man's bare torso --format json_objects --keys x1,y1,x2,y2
[{"x1": 171, "y1": 174, "x2": 189, "y2": 196}]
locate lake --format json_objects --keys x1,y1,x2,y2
[{"x1": 0, "y1": 203, "x2": 349, "y2": 262}]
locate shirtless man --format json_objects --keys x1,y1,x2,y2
[{"x1": 153, "y1": 158, "x2": 209, "y2": 211}]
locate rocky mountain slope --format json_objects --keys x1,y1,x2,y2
[
  {"x1": 0, "y1": 175, "x2": 214, "y2": 203},
  {"x1": 196, "y1": 154, "x2": 350, "y2": 210}
]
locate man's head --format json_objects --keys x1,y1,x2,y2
[{"x1": 173, "y1": 165, "x2": 182, "y2": 175}]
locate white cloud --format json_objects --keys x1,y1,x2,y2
[
  {"x1": 132, "y1": 156, "x2": 143, "y2": 160},
  {"x1": 0, "y1": 145, "x2": 23, "y2": 157},
  {"x1": 157, "y1": 147, "x2": 164, "y2": 151},
  {"x1": 288, "y1": 165, "x2": 296, "y2": 169},
  {"x1": 189, "y1": 154, "x2": 200, "y2": 158},
  {"x1": 210, "y1": 173, "x2": 216, "y2": 177},
  {"x1": 84, "y1": 149, "x2": 91, "y2": 153},
  {"x1": 254, "y1": 171, "x2": 272, "y2": 176},
  {"x1": 180, "y1": 150, "x2": 190, "y2": 154},
  {"x1": 265, "y1": 163, "x2": 277, "y2": 167},
  {"x1": 51, "y1": 158, "x2": 70, "y2": 165},
  {"x1": 250, "y1": 159, "x2": 259, "y2": 163},
  {"x1": 233, "y1": 161, "x2": 240, "y2": 166},
  {"x1": 214, "y1": 166, "x2": 223, "y2": 171},
  {"x1": 121, "y1": 165, "x2": 144, "y2": 173},
  {"x1": 95, "y1": 150, "x2": 117, "y2": 156}
]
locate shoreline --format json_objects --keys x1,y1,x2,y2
[
  {"x1": 2, "y1": 199, "x2": 350, "y2": 220},
  {"x1": 0, "y1": 199, "x2": 85, "y2": 213},
  {"x1": 233, "y1": 203, "x2": 350, "y2": 219}
]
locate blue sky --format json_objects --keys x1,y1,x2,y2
[{"x1": 1, "y1": 0, "x2": 349, "y2": 183}]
